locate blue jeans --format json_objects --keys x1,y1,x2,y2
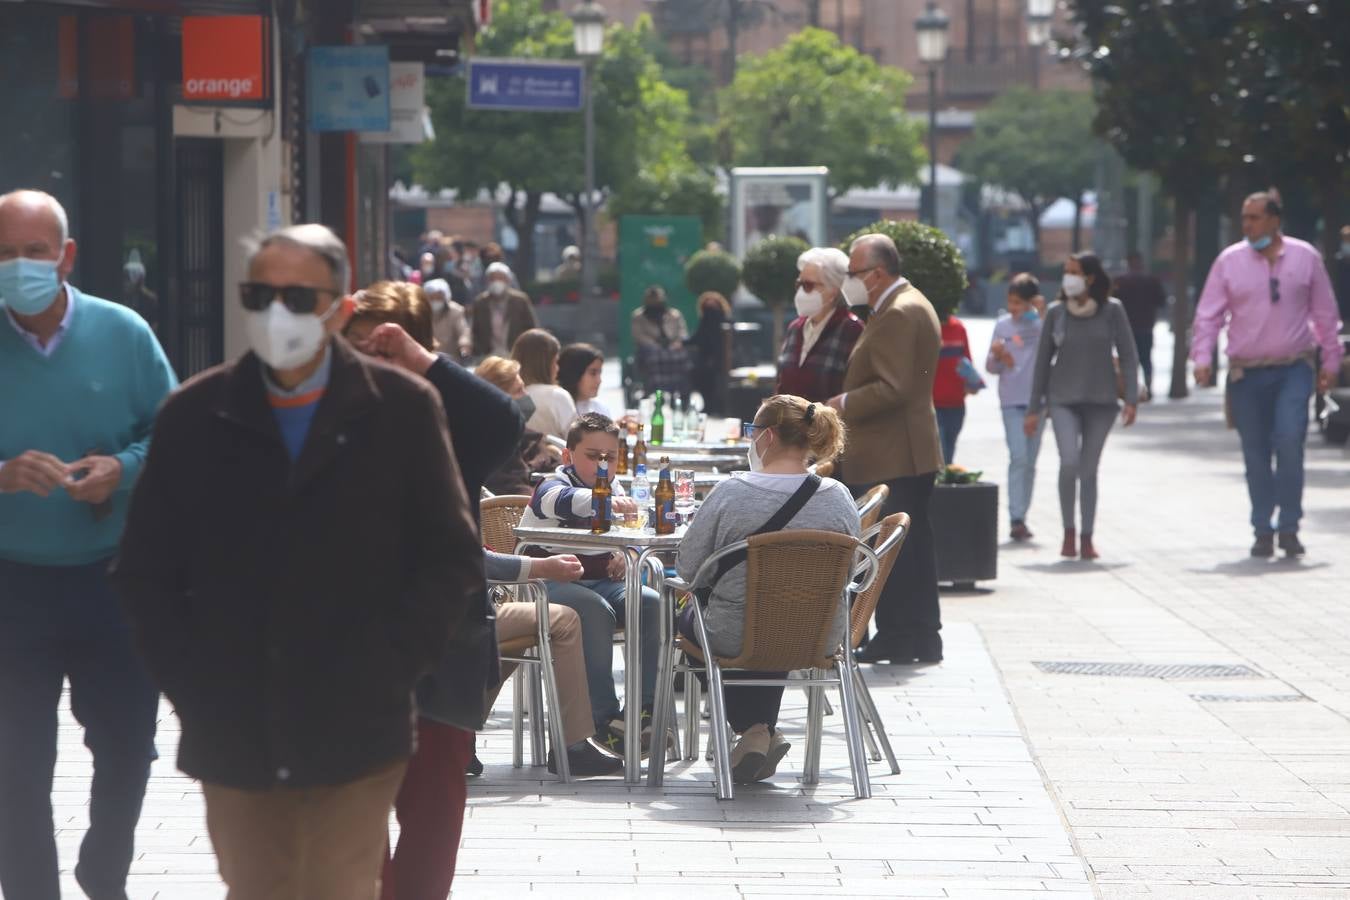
[
  {"x1": 1227, "y1": 361, "x2": 1313, "y2": 535},
  {"x1": 544, "y1": 578, "x2": 661, "y2": 727},
  {"x1": 0, "y1": 559, "x2": 159, "y2": 900},
  {"x1": 1001, "y1": 405, "x2": 1045, "y2": 524},
  {"x1": 935, "y1": 405, "x2": 966, "y2": 465}
]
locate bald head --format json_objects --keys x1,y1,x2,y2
[{"x1": 0, "y1": 190, "x2": 69, "y2": 246}]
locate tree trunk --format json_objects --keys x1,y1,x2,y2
[
  {"x1": 1168, "y1": 199, "x2": 1192, "y2": 400},
  {"x1": 726, "y1": 0, "x2": 740, "y2": 81},
  {"x1": 771, "y1": 300, "x2": 785, "y2": 369},
  {"x1": 1071, "y1": 196, "x2": 1084, "y2": 253},
  {"x1": 805, "y1": 0, "x2": 821, "y2": 27},
  {"x1": 1028, "y1": 201, "x2": 1043, "y2": 268},
  {"x1": 502, "y1": 190, "x2": 543, "y2": 284}
]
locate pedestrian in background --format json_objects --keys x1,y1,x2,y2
[
  {"x1": 471, "y1": 261, "x2": 536, "y2": 358},
  {"x1": 933, "y1": 312, "x2": 981, "y2": 464},
  {"x1": 1191, "y1": 191, "x2": 1343, "y2": 558},
  {"x1": 828, "y1": 233, "x2": 944, "y2": 665},
  {"x1": 421, "y1": 278, "x2": 470, "y2": 361},
  {"x1": 986, "y1": 273, "x2": 1046, "y2": 541},
  {"x1": 115, "y1": 225, "x2": 483, "y2": 900},
  {"x1": 690, "y1": 291, "x2": 734, "y2": 415},
  {"x1": 513, "y1": 327, "x2": 578, "y2": 438},
  {"x1": 631, "y1": 285, "x2": 691, "y2": 401},
  {"x1": 1027, "y1": 251, "x2": 1139, "y2": 561},
  {"x1": 559, "y1": 342, "x2": 613, "y2": 418},
  {"x1": 0, "y1": 189, "x2": 177, "y2": 900},
  {"x1": 1335, "y1": 224, "x2": 1350, "y2": 329},
  {"x1": 776, "y1": 247, "x2": 864, "y2": 404},
  {"x1": 1114, "y1": 250, "x2": 1168, "y2": 401}
]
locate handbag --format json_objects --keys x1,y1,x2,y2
[{"x1": 692, "y1": 474, "x2": 821, "y2": 607}]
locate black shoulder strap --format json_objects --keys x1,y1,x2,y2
[{"x1": 696, "y1": 474, "x2": 822, "y2": 603}]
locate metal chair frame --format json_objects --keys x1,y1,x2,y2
[
  {"x1": 491, "y1": 578, "x2": 572, "y2": 783},
  {"x1": 646, "y1": 533, "x2": 881, "y2": 800}
]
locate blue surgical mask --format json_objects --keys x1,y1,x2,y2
[
  {"x1": 1022, "y1": 307, "x2": 1040, "y2": 324},
  {"x1": 0, "y1": 256, "x2": 63, "y2": 316},
  {"x1": 1247, "y1": 234, "x2": 1273, "y2": 251}
]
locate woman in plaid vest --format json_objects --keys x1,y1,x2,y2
[{"x1": 776, "y1": 247, "x2": 866, "y2": 403}]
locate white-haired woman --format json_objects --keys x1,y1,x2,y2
[{"x1": 775, "y1": 247, "x2": 866, "y2": 403}]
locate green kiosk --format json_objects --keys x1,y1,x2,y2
[{"x1": 617, "y1": 215, "x2": 702, "y2": 405}]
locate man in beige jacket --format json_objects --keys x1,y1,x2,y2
[{"x1": 827, "y1": 234, "x2": 944, "y2": 664}]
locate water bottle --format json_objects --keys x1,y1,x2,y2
[{"x1": 630, "y1": 464, "x2": 653, "y2": 530}]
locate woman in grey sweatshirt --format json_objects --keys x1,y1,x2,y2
[
  {"x1": 1027, "y1": 252, "x2": 1140, "y2": 560},
  {"x1": 676, "y1": 395, "x2": 860, "y2": 784}
]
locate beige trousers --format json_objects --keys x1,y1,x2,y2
[
  {"x1": 202, "y1": 760, "x2": 406, "y2": 900},
  {"x1": 492, "y1": 602, "x2": 594, "y2": 746}
]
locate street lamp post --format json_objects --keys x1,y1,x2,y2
[
  {"x1": 570, "y1": 2, "x2": 606, "y2": 302},
  {"x1": 915, "y1": 1, "x2": 949, "y2": 228},
  {"x1": 1026, "y1": 0, "x2": 1053, "y2": 90}
]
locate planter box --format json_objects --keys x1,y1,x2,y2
[{"x1": 931, "y1": 481, "x2": 999, "y2": 588}]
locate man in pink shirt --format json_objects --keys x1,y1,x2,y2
[{"x1": 1192, "y1": 191, "x2": 1343, "y2": 559}]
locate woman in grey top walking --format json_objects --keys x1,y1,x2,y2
[{"x1": 1026, "y1": 252, "x2": 1140, "y2": 560}]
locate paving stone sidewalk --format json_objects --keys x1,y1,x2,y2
[{"x1": 44, "y1": 318, "x2": 1348, "y2": 899}]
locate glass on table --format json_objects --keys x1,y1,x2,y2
[{"x1": 674, "y1": 469, "x2": 696, "y2": 522}]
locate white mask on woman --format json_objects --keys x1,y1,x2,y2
[
  {"x1": 747, "y1": 428, "x2": 770, "y2": 473},
  {"x1": 793, "y1": 288, "x2": 824, "y2": 319},
  {"x1": 1061, "y1": 273, "x2": 1088, "y2": 298}
]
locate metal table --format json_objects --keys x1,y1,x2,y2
[
  {"x1": 646, "y1": 440, "x2": 751, "y2": 455},
  {"x1": 512, "y1": 524, "x2": 686, "y2": 784},
  {"x1": 640, "y1": 451, "x2": 745, "y2": 470}
]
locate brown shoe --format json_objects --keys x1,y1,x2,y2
[
  {"x1": 1061, "y1": 528, "x2": 1078, "y2": 558},
  {"x1": 1080, "y1": 534, "x2": 1099, "y2": 560},
  {"x1": 1010, "y1": 521, "x2": 1033, "y2": 542}
]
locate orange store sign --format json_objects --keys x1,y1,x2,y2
[{"x1": 181, "y1": 16, "x2": 270, "y2": 103}]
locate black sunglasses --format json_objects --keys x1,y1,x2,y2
[
  {"x1": 1269, "y1": 277, "x2": 1280, "y2": 304},
  {"x1": 239, "y1": 282, "x2": 340, "y2": 314}
]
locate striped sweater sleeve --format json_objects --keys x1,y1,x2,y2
[{"x1": 528, "y1": 474, "x2": 593, "y2": 527}]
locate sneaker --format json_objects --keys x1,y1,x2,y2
[
  {"x1": 466, "y1": 753, "x2": 484, "y2": 777},
  {"x1": 1277, "y1": 531, "x2": 1305, "y2": 558},
  {"x1": 593, "y1": 718, "x2": 625, "y2": 757},
  {"x1": 1009, "y1": 521, "x2": 1032, "y2": 542},
  {"x1": 1251, "y1": 533, "x2": 1275, "y2": 558},
  {"x1": 730, "y1": 723, "x2": 771, "y2": 784},
  {"x1": 548, "y1": 740, "x2": 624, "y2": 777},
  {"x1": 756, "y1": 729, "x2": 792, "y2": 782}
]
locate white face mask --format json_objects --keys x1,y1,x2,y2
[
  {"x1": 1062, "y1": 274, "x2": 1088, "y2": 298},
  {"x1": 429, "y1": 299, "x2": 447, "y2": 313},
  {"x1": 793, "y1": 288, "x2": 824, "y2": 319},
  {"x1": 841, "y1": 275, "x2": 869, "y2": 309},
  {"x1": 245, "y1": 299, "x2": 340, "y2": 371},
  {"x1": 747, "y1": 428, "x2": 769, "y2": 473},
  {"x1": 488, "y1": 280, "x2": 507, "y2": 296}
]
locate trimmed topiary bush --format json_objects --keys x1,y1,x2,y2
[
  {"x1": 683, "y1": 249, "x2": 742, "y2": 300},
  {"x1": 840, "y1": 220, "x2": 968, "y2": 322},
  {"x1": 742, "y1": 235, "x2": 810, "y2": 359}
]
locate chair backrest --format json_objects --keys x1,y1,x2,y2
[
  {"x1": 480, "y1": 495, "x2": 531, "y2": 553},
  {"x1": 855, "y1": 484, "x2": 889, "y2": 534},
  {"x1": 848, "y1": 513, "x2": 910, "y2": 650},
  {"x1": 723, "y1": 529, "x2": 867, "y2": 671}
]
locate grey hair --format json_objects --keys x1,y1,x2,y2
[
  {"x1": 0, "y1": 190, "x2": 70, "y2": 245},
  {"x1": 247, "y1": 224, "x2": 351, "y2": 293},
  {"x1": 796, "y1": 246, "x2": 849, "y2": 292},
  {"x1": 850, "y1": 233, "x2": 902, "y2": 277}
]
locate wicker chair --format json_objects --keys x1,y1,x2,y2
[
  {"x1": 855, "y1": 484, "x2": 889, "y2": 534},
  {"x1": 648, "y1": 530, "x2": 881, "y2": 800},
  {"x1": 842, "y1": 513, "x2": 909, "y2": 774},
  {"x1": 489, "y1": 579, "x2": 573, "y2": 782},
  {"x1": 481, "y1": 495, "x2": 530, "y2": 554}
]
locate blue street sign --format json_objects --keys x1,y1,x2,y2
[
  {"x1": 308, "y1": 46, "x2": 391, "y2": 132},
  {"x1": 467, "y1": 58, "x2": 584, "y2": 112}
]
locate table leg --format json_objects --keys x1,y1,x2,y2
[{"x1": 624, "y1": 546, "x2": 642, "y2": 784}]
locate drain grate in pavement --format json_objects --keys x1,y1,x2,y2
[
  {"x1": 1033, "y1": 661, "x2": 1262, "y2": 679},
  {"x1": 1191, "y1": 693, "x2": 1307, "y2": 703}
]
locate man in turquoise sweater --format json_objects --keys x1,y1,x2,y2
[{"x1": 0, "y1": 189, "x2": 177, "y2": 900}]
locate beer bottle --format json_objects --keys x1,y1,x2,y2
[
  {"x1": 650, "y1": 390, "x2": 665, "y2": 445},
  {"x1": 654, "y1": 456, "x2": 676, "y2": 535},
  {"x1": 615, "y1": 429, "x2": 630, "y2": 475},
  {"x1": 633, "y1": 425, "x2": 648, "y2": 470},
  {"x1": 591, "y1": 460, "x2": 613, "y2": 534}
]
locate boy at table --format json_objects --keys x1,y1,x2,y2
[{"x1": 520, "y1": 413, "x2": 664, "y2": 758}]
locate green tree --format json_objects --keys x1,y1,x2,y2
[
  {"x1": 684, "y1": 249, "x2": 742, "y2": 299},
  {"x1": 955, "y1": 88, "x2": 1098, "y2": 252},
  {"x1": 841, "y1": 221, "x2": 968, "y2": 323},
  {"x1": 742, "y1": 236, "x2": 808, "y2": 358},
  {"x1": 716, "y1": 28, "x2": 924, "y2": 198},
  {"x1": 653, "y1": 0, "x2": 787, "y2": 81},
  {"x1": 1066, "y1": 0, "x2": 1349, "y2": 398},
  {"x1": 413, "y1": 2, "x2": 703, "y2": 280}
]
